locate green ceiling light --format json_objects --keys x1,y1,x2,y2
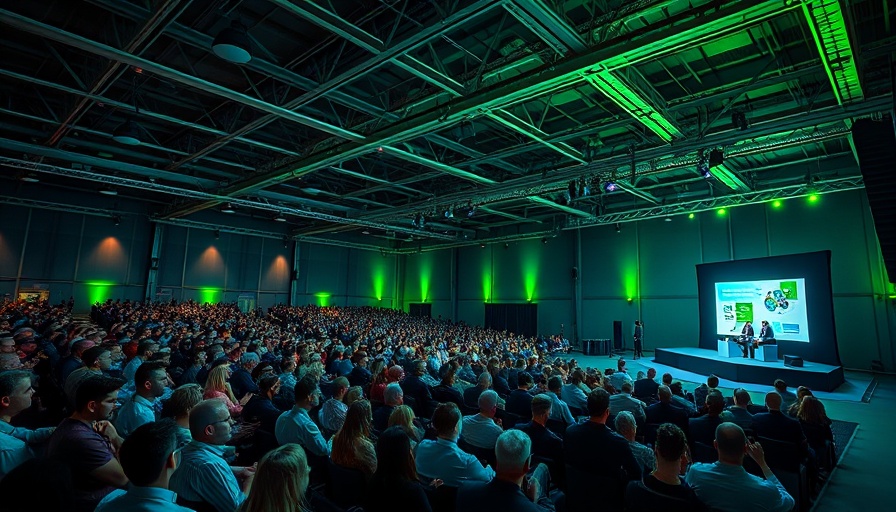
[
  {"x1": 314, "y1": 292, "x2": 331, "y2": 307},
  {"x1": 85, "y1": 281, "x2": 116, "y2": 304},
  {"x1": 808, "y1": 194, "x2": 819, "y2": 203},
  {"x1": 802, "y1": 0, "x2": 863, "y2": 105},
  {"x1": 418, "y1": 257, "x2": 431, "y2": 303},
  {"x1": 582, "y1": 70, "x2": 681, "y2": 143},
  {"x1": 708, "y1": 163, "x2": 751, "y2": 193},
  {"x1": 717, "y1": 208, "x2": 727, "y2": 216},
  {"x1": 772, "y1": 200, "x2": 783, "y2": 208},
  {"x1": 198, "y1": 287, "x2": 221, "y2": 304},
  {"x1": 688, "y1": 213, "x2": 695, "y2": 219},
  {"x1": 521, "y1": 244, "x2": 540, "y2": 303}
]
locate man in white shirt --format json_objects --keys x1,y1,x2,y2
[
  {"x1": 461, "y1": 390, "x2": 504, "y2": 449},
  {"x1": 115, "y1": 361, "x2": 168, "y2": 438}
]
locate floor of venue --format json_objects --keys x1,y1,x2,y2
[{"x1": 567, "y1": 349, "x2": 891, "y2": 510}]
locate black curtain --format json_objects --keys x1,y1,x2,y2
[
  {"x1": 408, "y1": 303, "x2": 432, "y2": 318},
  {"x1": 484, "y1": 303, "x2": 538, "y2": 337}
]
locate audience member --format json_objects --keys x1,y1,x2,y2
[
  {"x1": 561, "y1": 369, "x2": 588, "y2": 412},
  {"x1": 608, "y1": 358, "x2": 633, "y2": 391},
  {"x1": 431, "y1": 365, "x2": 464, "y2": 408},
  {"x1": 461, "y1": 389, "x2": 504, "y2": 450},
  {"x1": 506, "y1": 372, "x2": 535, "y2": 420},
  {"x1": 773, "y1": 379, "x2": 797, "y2": 411},
  {"x1": 47, "y1": 375, "x2": 128, "y2": 512},
  {"x1": 685, "y1": 422, "x2": 794, "y2": 512},
  {"x1": 275, "y1": 375, "x2": 329, "y2": 458},
  {"x1": 95, "y1": 419, "x2": 192, "y2": 512},
  {"x1": 724, "y1": 388, "x2": 754, "y2": 429},
  {"x1": 320, "y1": 376, "x2": 350, "y2": 435},
  {"x1": 0, "y1": 370, "x2": 54, "y2": 478},
  {"x1": 230, "y1": 352, "x2": 260, "y2": 399},
  {"x1": 464, "y1": 371, "x2": 492, "y2": 408},
  {"x1": 373, "y1": 382, "x2": 404, "y2": 432},
  {"x1": 669, "y1": 382, "x2": 697, "y2": 415},
  {"x1": 241, "y1": 375, "x2": 283, "y2": 433},
  {"x1": 787, "y1": 385, "x2": 813, "y2": 417},
  {"x1": 169, "y1": 399, "x2": 255, "y2": 512},
  {"x1": 236, "y1": 444, "x2": 309, "y2": 512},
  {"x1": 565, "y1": 388, "x2": 640, "y2": 481},
  {"x1": 515, "y1": 394, "x2": 564, "y2": 484},
  {"x1": 388, "y1": 405, "x2": 423, "y2": 450},
  {"x1": 204, "y1": 365, "x2": 247, "y2": 417},
  {"x1": 63, "y1": 345, "x2": 112, "y2": 410},
  {"x1": 415, "y1": 402, "x2": 495, "y2": 487},
  {"x1": 625, "y1": 423, "x2": 708, "y2": 511},
  {"x1": 115, "y1": 361, "x2": 167, "y2": 437},
  {"x1": 797, "y1": 396, "x2": 835, "y2": 469},
  {"x1": 365, "y1": 426, "x2": 434, "y2": 512},
  {"x1": 455, "y1": 429, "x2": 554, "y2": 511},
  {"x1": 331, "y1": 399, "x2": 377, "y2": 476},
  {"x1": 400, "y1": 359, "x2": 433, "y2": 417},
  {"x1": 646, "y1": 385, "x2": 689, "y2": 436},
  {"x1": 688, "y1": 390, "x2": 725, "y2": 449},
  {"x1": 609, "y1": 381, "x2": 647, "y2": 424},
  {"x1": 633, "y1": 368, "x2": 659, "y2": 402},
  {"x1": 161, "y1": 383, "x2": 203, "y2": 446},
  {"x1": 546, "y1": 375, "x2": 575, "y2": 425},
  {"x1": 693, "y1": 375, "x2": 720, "y2": 410},
  {"x1": 614, "y1": 410, "x2": 654, "y2": 474}
]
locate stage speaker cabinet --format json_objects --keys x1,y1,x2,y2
[
  {"x1": 784, "y1": 355, "x2": 804, "y2": 368},
  {"x1": 613, "y1": 321, "x2": 623, "y2": 350}
]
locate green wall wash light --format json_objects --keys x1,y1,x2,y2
[
  {"x1": 372, "y1": 264, "x2": 386, "y2": 302},
  {"x1": 198, "y1": 287, "x2": 221, "y2": 304},
  {"x1": 772, "y1": 200, "x2": 783, "y2": 208},
  {"x1": 85, "y1": 280, "x2": 116, "y2": 304},
  {"x1": 482, "y1": 270, "x2": 491, "y2": 303},
  {"x1": 521, "y1": 245, "x2": 540, "y2": 302},
  {"x1": 623, "y1": 265, "x2": 638, "y2": 304},
  {"x1": 688, "y1": 213, "x2": 695, "y2": 219},
  {"x1": 808, "y1": 194, "x2": 819, "y2": 203},
  {"x1": 314, "y1": 292, "x2": 332, "y2": 307},
  {"x1": 418, "y1": 255, "x2": 431, "y2": 303}
]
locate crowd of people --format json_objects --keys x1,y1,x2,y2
[{"x1": 0, "y1": 298, "x2": 837, "y2": 512}]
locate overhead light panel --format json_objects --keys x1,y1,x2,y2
[
  {"x1": 99, "y1": 187, "x2": 118, "y2": 196},
  {"x1": 221, "y1": 203, "x2": 236, "y2": 214},
  {"x1": 20, "y1": 173, "x2": 39, "y2": 183},
  {"x1": 583, "y1": 70, "x2": 682, "y2": 143},
  {"x1": 273, "y1": 214, "x2": 287, "y2": 222},
  {"x1": 213, "y1": 20, "x2": 252, "y2": 64}
]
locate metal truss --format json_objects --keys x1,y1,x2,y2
[
  {"x1": 0, "y1": 156, "x2": 456, "y2": 241},
  {"x1": 0, "y1": 195, "x2": 120, "y2": 218},
  {"x1": 566, "y1": 176, "x2": 866, "y2": 228}
]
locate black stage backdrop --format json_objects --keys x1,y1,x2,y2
[
  {"x1": 696, "y1": 251, "x2": 842, "y2": 367},
  {"x1": 485, "y1": 303, "x2": 538, "y2": 337}
]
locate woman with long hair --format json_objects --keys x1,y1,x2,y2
[
  {"x1": 387, "y1": 405, "x2": 423, "y2": 450},
  {"x1": 237, "y1": 444, "x2": 310, "y2": 512},
  {"x1": 798, "y1": 396, "x2": 835, "y2": 468},
  {"x1": 365, "y1": 426, "x2": 433, "y2": 512},
  {"x1": 788, "y1": 386, "x2": 814, "y2": 417},
  {"x1": 331, "y1": 400, "x2": 377, "y2": 476},
  {"x1": 344, "y1": 385, "x2": 365, "y2": 406},
  {"x1": 367, "y1": 358, "x2": 387, "y2": 401},
  {"x1": 204, "y1": 364, "x2": 245, "y2": 416}
]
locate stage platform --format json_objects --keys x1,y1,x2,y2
[{"x1": 654, "y1": 347, "x2": 845, "y2": 392}]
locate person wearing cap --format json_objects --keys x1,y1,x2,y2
[{"x1": 230, "y1": 352, "x2": 260, "y2": 399}]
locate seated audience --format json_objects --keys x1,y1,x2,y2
[
  {"x1": 415, "y1": 402, "x2": 495, "y2": 487},
  {"x1": 48, "y1": 375, "x2": 129, "y2": 512},
  {"x1": 646, "y1": 385, "x2": 689, "y2": 436},
  {"x1": 204, "y1": 365, "x2": 247, "y2": 417},
  {"x1": 236, "y1": 444, "x2": 310, "y2": 512},
  {"x1": 373, "y1": 382, "x2": 404, "y2": 432},
  {"x1": 561, "y1": 369, "x2": 588, "y2": 412},
  {"x1": 63, "y1": 345, "x2": 113, "y2": 410},
  {"x1": 241, "y1": 375, "x2": 283, "y2": 433},
  {"x1": 773, "y1": 379, "x2": 797, "y2": 411},
  {"x1": 230, "y1": 352, "x2": 260, "y2": 399},
  {"x1": 275, "y1": 375, "x2": 329, "y2": 458},
  {"x1": 331, "y1": 399, "x2": 377, "y2": 476},
  {"x1": 797, "y1": 396, "x2": 835, "y2": 468},
  {"x1": 388, "y1": 404, "x2": 423, "y2": 450},
  {"x1": 0, "y1": 370, "x2": 55, "y2": 479},
  {"x1": 115, "y1": 361, "x2": 168, "y2": 437},
  {"x1": 625, "y1": 423, "x2": 708, "y2": 512},
  {"x1": 515, "y1": 394, "x2": 564, "y2": 484},
  {"x1": 693, "y1": 375, "x2": 720, "y2": 410},
  {"x1": 724, "y1": 388, "x2": 754, "y2": 429},
  {"x1": 669, "y1": 382, "x2": 697, "y2": 415},
  {"x1": 685, "y1": 422, "x2": 794, "y2": 512},
  {"x1": 506, "y1": 372, "x2": 535, "y2": 420},
  {"x1": 633, "y1": 368, "x2": 659, "y2": 402},
  {"x1": 608, "y1": 358, "x2": 633, "y2": 391},
  {"x1": 787, "y1": 385, "x2": 813, "y2": 417},
  {"x1": 546, "y1": 375, "x2": 575, "y2": 425},
  {"x1": 461, "y1": 389, "x2": 504, "y2": 450},
  {"x1": 400, "y1": 359, "x2": 433, "y2": 416},
  {"x1": 95, "y1": 419, "x2": 191, "y2": 512},
  {"x1": 365, "y1": 426, "x2": 434, "y2": 512},
  {"x1": 431, "y1": 365, "x2": 464, "y2": 408},
  {"x1": 160, "y1": 383, "x2": 203, "y2": 446},
  {"x1": 609, "y1": 381, "x2": 647, "y2": 424},
  {"x1": 455, "y1": 429, "x2": 554, "y2": 511},
  {"x1": 565, "y1": 388, "x2": 640, "y2": 481},
  {"x1": 170, "y1": 399, "x2": 255, "y2": 512},
  {"x1": 614, "y1": 411, "x2": 654, "y2": 474},
  {"x1": 688, "y1": 390, "x2": 725, "y2": 449},
  {"x1": 464, "y1": 371, "x2": 493, "y2": 408},
  {"x1": 320, "y1": 376, "x2": 350, "y2": 435}
]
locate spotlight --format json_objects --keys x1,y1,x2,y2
[
  {"x1": 213, "y1": 229, "x2": 220, "y2": 240},
  {"x1": 112, "y1": 119, "x2": 142, "y2": 145},
  {"x1": 273, "y1": 214, "x2": 287, "y2": 222},
  {"x1": 542, "y1": 237, "x2": 548, "y2": 244},
  {"x1": 697, "y1": 156, "x2": 711, "y2": 179},
  {"x1": 282, "y1": 236, "x2": 289, "y2": 249},
  {"x1": 615, "y1": 223, "x2": 621, "y2": 233},
  {"x1": 99, "y1": 187, "x2": 118, "y2": 196},
  {"x1": 412, "y1": 213, "x2": 425, "y2": 229},
  {"x1": 480, "y1": 243, "x2": 486, "y2": 248},
  {"x1": 221, "y1": 203, "x2": 236, "y2": 214},
  {"x1": 20, "y1": 173, "x2": 40, "y2": 183},
  {"x1": 444, "y1": 208, "x2": 454, "y2": 219},
  {"x1": 212, "y1": 20, "x2": 252, "y2": 63},
  {"x1": 112, "y1": 215, "x2": 121, "y2": 226},
  {"x1": 467, "y1": 205, "x2": 477, "y2": 218},
  {"x1": 603, "y1": 181, "x2": 617, "y2": 192}
]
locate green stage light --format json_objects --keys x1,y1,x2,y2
[
  {"x1": 772, "y1": 200, "x2": 782, "y2": 208},
  {"x1": 198, "y1": 287, "x2": 221, "y2": 304},
  {"x1": 418, "y1": 256, "x2": 431, "y2": 303},
  {"x1": 372, "y1": 265, "x2": 386, "y2": 302},
  {"x1": 808, "y1": 194, "x2": 819, "y2": 203},
  {"x1": 521, "y1": 244, "x2": 540, "y2": 303},
  {"x1": 314, "y1": 292, "x2": 331, "y2": 307},
  {"x1": 688, "y1": 213, "x2": 695, "y2": 219},
  {"x1": 85, "y1": 281, "x2": 116, "y2": 304},
  {"x1": 717, "y1": 208, "x2": 727, "y2": 216}
]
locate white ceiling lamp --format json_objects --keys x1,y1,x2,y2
[
  {"x1": 273, "y1": 214, "x2": 287, "y2": 222},
  {"x1": 20, "y1": 173, "x2": 39, "y2": 183},
  {"x1": 220, "y1": 203, "x2": 236, "y2": 214},
  {"x1": 112, "y1": 119, "x2": 142, "y2": 145},
  {"x1": 99, "y1": 187, "x2": 118, "y2": 196},
  {"x1": 212, "y1": 20, "x2": 252, "y2": 64}
]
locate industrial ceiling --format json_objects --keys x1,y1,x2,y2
[{"x1": 0, "y1": 0, "x2": 893, "y2": 252}]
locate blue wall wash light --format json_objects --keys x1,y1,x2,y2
[{"x1": 213, "y1": 21, "x2": 252, "y2": 63}]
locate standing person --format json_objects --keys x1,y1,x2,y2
[{"x1": 633, "y1": 321, "x2": 644, "y2": 360}]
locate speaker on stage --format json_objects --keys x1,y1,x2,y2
[
  {"x1": 613, "y1": 321, "x2": 623, "y2": 350},
  {"x1": 784, "y1": 355, "x2": 804, "y2": 368}
]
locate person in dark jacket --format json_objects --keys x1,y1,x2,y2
[{"x1": 365, "y1": 427, "x2": 434, "y2": 512}]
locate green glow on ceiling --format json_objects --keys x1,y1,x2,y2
[
  {"x1": 521, "y1": 244, "x2": 540, "y2": 302},
  {"x1": 314, "y1": 292, "x2": 331, "y2": 307},
  {"x1": 802, "y1": 0, "x2": 863, "y2": 105},
  {"x1": 808, "y1": 194, "x2": 819, "y2": 203},
  {"x1": 198, "y1": 287, "x2": 221, "y2": 304},
  {"x1": 85, "y1": 280, "x2": 116, "y2": 304},
  {"x1": 583, "y1": 70, "x2": 681, "y2": 143}
]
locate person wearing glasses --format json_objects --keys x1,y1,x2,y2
[
  {"x1": 95, "y1": 419, "x2": 193, "y2": 512},
  {"x1": 169, "y1": 400, "x2": 256, "y2": 512}
]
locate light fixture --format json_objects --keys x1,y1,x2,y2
[
  {"x1": 615, "y1": 223, "x2": 621, "y2": 233},
  {"x1": 467, "y1": 205, "x2": 477, "y2": 218},
  {"x1": 20, "y1": 173, "x2": 39, "y2": 183},
  {"x1": 273, "y1": 214, "x2": 286, "y2": 222},
  {"x1": 603, "y1": 181, "x2": 617, "y2": 192},
  {"x1": 697, "y1": 153, "x2": 712, "y2": 178},
  {"x1": 282, "y1": 236, "x2": 289, "y2": 249},
  {"x1": 220, "y1": 203, "x2": 236, "y2": 214},
  {"x1": 362, "y1": 229, "x2": 371, "y2": 235},
  {"x1": 542, "y1": 237, "x2": 548, "y2": 244},
  {"x1": 112, "y1": 119, "x2": 142, "y2": 145},
  {"x1": 112, "y1": 215, "x2": 121, "y2": 226},
  {"x1": 412, "y1": 213, "x2": 425, "y2": 229},
  {"x1": 212, "y1": 20, "x2": 252, "y2": 64},
  {"x1": 213, "y1": 229, "x2": 220, "y2": 240},
  {"x1": 665, "y1": 217, "x2": 672, "y2": 222},
  {"x1": 444, "y1": 208, "x2": 454, "y2": 219},
  {"x1": 99, "y1": 187, "x2": 118, "y2": 196}
]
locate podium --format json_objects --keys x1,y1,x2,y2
[{"x1": 717, "y1": 340, "x2": 742, "y2": 358}]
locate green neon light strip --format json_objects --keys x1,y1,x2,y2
[
  {"x1": 710, "y1": 164, "x2": 751, "y2": 193},
  {"x1": 584, "y1": 71, "x2": 681, "y2": 142},
  {"x1": 802, "y1": 0, "x2": 863, "y2": 105}
]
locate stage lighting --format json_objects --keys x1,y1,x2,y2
[
  {"x1": 697, "y1": 156, "x2": 711, "y2": 179},
  {"x1": 99, "y1": 187, "x2": 118, "y2": 196},
  {"x1": 603, "y1": 181, "x2": 617, "y2": 192},
  {"x1": 273, "y1": 214, "x2": 287, "y2": 222},
  {"x1": 412, "y1": 213, "x2": 425, "y2": 229},
  {"x1": 212, "y1": 20, "x2": 252, "y2": 63},
  {"x1": 112, "y1": 119, "x2": 142, "y2": 145},
  {"x1": 213, "y1": 229, "x2": 220, "y2": 240},
  {"x1": 112, "y1": 215, "x2": 121, "y2": 226},
  {"x1": 615, "y1": 223, "x2": 621, "y2": 233},
  {"x1": 444, "y1": 208, "x2": 454, "y2": 219},
  {"x1": 467, "y1": 205, "x2": 476, "y2": 218},
  {"x1": 220, "y1": 203, "x2": 236, "y2": 213}
]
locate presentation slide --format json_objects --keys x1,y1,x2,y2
[{"x1": 714, "y1": 278, "x2": 809, "y2": 342}]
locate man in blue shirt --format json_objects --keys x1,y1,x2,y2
[
  {"x1": 1, "y1": 370, "x2": 55, "y2": 479},
  {"x1": 686, "y1": 422, "x2": 794, "y2": 512},
  {"x1": 275, "y1": 375, "x2": 329, "y2": 458},
  {"x1": 416, "y1": 402, "x2": 495, "y2": 487},
  {"x1": 229, "y1": 352, "x2": 260, "y2": 399},
  {"x1": 115, "y1": 361, "x2": 168, "y2": 438},
  {"x1": 95, "y1": 420, "x2": 193, "y2": 512},
  {"x1": 170, "y1": 400, "x2": 255, "y2": 512}
]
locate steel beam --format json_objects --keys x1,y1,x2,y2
[{"x1": 267, "y1": 0, "x2": 384, "y2": 53}]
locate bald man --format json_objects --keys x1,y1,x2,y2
[
  {"x1": 750, "y1": 391, "x2": 808, "y2": 448},
  {"x1": 169, "y1": 400, "x2": 254, "y2": 512},
  {"x1": 685, "y1": 422, "x2": 794, "y2": 512}
]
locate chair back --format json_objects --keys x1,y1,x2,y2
[
  {"x1": 326, "y1": 460, "x2": 367, "y2": 508},
  {"x1": 457, "y1": 437, "x2": 497, "y2": 468},
  {"x1": 425, "y1": 484, "x2": 459, "y2": 512},
  {"x1": 756, "y1": 436, "x2": 802, "y2": 472},
  {"x1": 545, "y1": 418, "x2": 568, "y2": 438},
  {"x1": 692, "y1": 441, "x2": 718, "y2": 463},
  {"x1": 641, "y1": 423, "x2": 660, "y2": 447},
  {"x1": 564, "y1": 464, "x2": 625, "y2": 512}
]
